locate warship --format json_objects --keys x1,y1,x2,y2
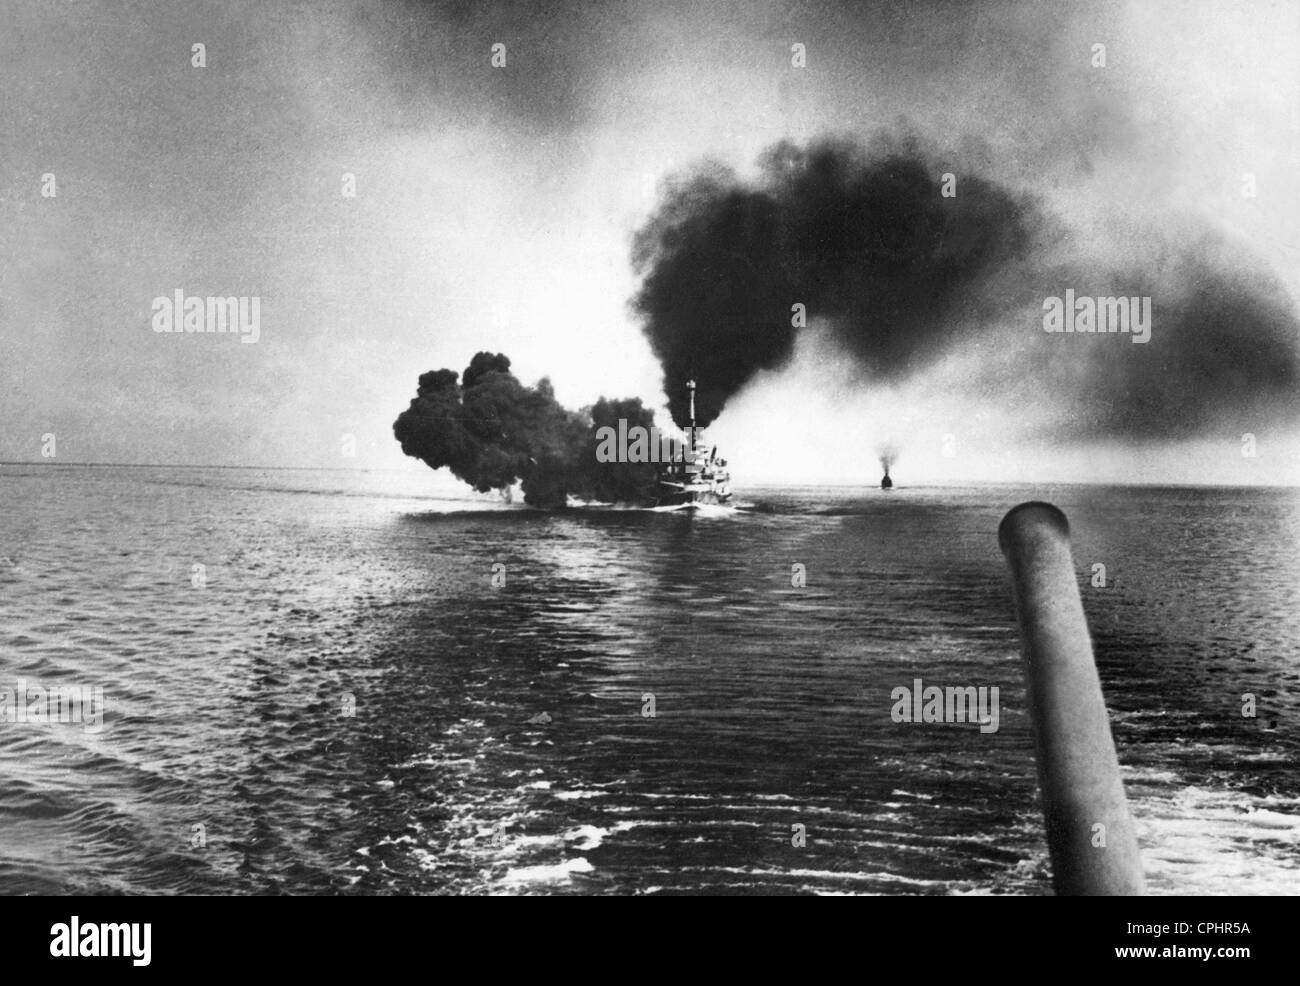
[{"x1": 654, "y1": 380, "x2": 732, "y2": 508}]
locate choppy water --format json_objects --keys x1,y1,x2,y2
[{"x1": 0, "y1": 464, "x2": 1296, "y2": 895}]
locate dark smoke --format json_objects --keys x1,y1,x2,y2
[
  {"x1": 1050, "y1": 240, "x2": 1300, "y2": 439},
  {"x1": 579, "y1": 397, "x2": 663, "y2": 504},
  {"x1": 632, "y1": 134, "x2": 1300, "y2": 439},
  {"x1": 393, "y1": 352, "x2": 662, "y2": 507},
  {"x1": 631, "y1": 134, "x2": 1047, "y2": 429}
]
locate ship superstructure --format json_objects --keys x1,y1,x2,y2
[{"x1": 655, "y1": 380, "x2": 732, "y2": 508}]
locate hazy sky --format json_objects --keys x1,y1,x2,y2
[{"x1": 3, "y1": 0, "x2": 1298, "y2": 485}]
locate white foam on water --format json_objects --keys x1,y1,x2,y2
[
  {"x1": 500, "y1": 857, "x2": 594, "y2": 887},
  {"x1": 562, "y1": 821, "x2": 637, "y2": 850},
  {"x1": 1129, "y1": 770, "x2": 1300, "y2": 896},
  {"x1": 689, "y1": 503, "x2": 739, "y2": 518}
]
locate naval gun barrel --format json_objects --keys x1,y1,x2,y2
[{"x1": 998, "y1": 502, "x2": 1146, "y2": 896}]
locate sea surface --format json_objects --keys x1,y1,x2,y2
[{"x1": 0, "y1": 464, "x2": 1296, "y2": 895}]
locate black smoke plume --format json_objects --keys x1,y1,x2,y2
[
  {"x1": 393, "y1": 352, "x2": 662, "y2": 507},
  {"x1": 632, "y1": 134, "x2": 1300, "y2": 439},
  {"x1": 632, "y1": 134, "x2": 1044, "y2": 429}
]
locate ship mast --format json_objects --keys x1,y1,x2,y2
[{"x1": 687, "y1": 379, "x2": 696, "y2": 449}]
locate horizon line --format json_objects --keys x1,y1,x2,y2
[
  {"x1": 1, "y1": 460, "x2": 1296, "y2": 490},
  {"x1": 0, "y1": 460, "x2": 383, "y2": 472}
]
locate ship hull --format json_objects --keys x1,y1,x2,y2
[{"x1": 655, "y1": 486, "x2": 731, "y2": 508}]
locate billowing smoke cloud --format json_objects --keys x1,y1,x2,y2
[
  {"x1": 631, "y1": 134, "x2": 1047, "y2": 428},
  {"x1": 393, "y1": 353, "x2": 662, "y2": 506},
  {"x1": 1040, "y1": 240, "x2": 1300, "y2": 438},
  {"x1": 632, "y1": 134, "x2": 1300, "y2": 439}
]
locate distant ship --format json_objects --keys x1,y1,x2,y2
[
  {"x1": 654, "y1": 380, "x2": 732, "y2": 508},
  {"x1": 881, "y1": 466, "x2": 893, "y2": 489}
]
